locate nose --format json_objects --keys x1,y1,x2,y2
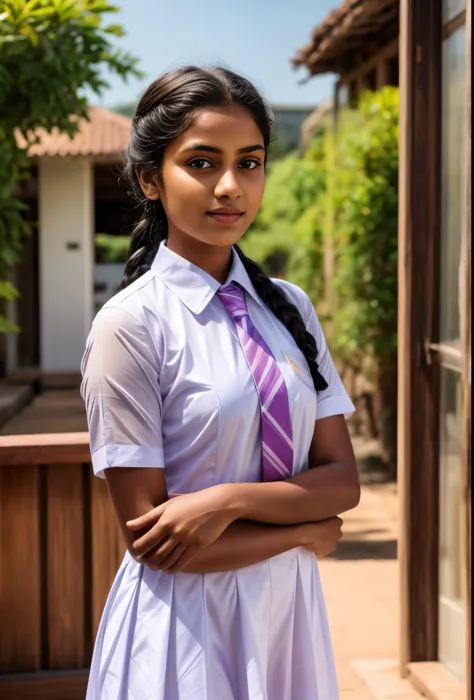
[{"x1": 214, "y1": 168, "x2": 243, "y2": 200}]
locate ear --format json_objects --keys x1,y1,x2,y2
[{"x1": 136, "y1": 166, "x2": 161, "y2": 201}]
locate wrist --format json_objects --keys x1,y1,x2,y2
[
  {"x1": 294, "y1": 522, "x2": 316, "y2": 548},
  {"x1": 212, "y1": 483, "x2": 246, "y2": 519}
]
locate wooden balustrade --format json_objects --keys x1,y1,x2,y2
[{"x1": 0, "y1": 433, "x2": 124, "y2": 699}]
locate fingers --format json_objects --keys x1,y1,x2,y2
[
  {"x1": 132, "y1": 527, "x2": 168, "y2": 559},
  {"x1": 126, "y1": 503, "x2": 165, "y2": 530},
  {"x1": 165, "y1": 545, "x2": 199, "y2": 573},
  {"x1": 137, "y1": 542, "x2": 195, "y2": 573},
  {"x1": 159, "y1": 543, "x2": 188, "y2": 571},
  {"x1": 152, "y1": 536, "x2": 181, "y2": 563},
  {"x1": 139, "y1": 541, "x2": 186, "y2": 571}
]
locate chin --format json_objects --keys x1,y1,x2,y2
[{"x1": 200, "y1": 228, "x2": 247, "y2": 248}]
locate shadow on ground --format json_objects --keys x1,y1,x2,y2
[{"x1": 328, "y1": 538, "x2": 397, "y2": 560}]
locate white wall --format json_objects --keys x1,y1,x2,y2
[
  {"x1": 39, "y1": 157, "x2": 93, "y2": 373},
  {"x1": 94, "y1": 263, "x2": 124, "y2": 315}
]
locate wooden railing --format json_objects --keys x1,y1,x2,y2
[{"x1": 0, "y1": 433, "x2": 124, "y2": 699}]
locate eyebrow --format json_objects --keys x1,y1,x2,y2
[{"x1": 183, "y1": 143, "x2": 265, "y2": 155}]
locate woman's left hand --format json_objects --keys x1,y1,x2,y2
[{"x1": 126, "y1": 485, "x2": 237, "y2": 571}]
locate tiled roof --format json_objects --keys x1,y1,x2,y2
[
  {"x1": 17, "y1": 106, "x2": 132, "y2": 158},
  {"x1": 292, "y1": 0, "x2": 398, "y2": 76}
]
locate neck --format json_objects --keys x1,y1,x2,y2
[{"x1": 166, "y1": 231, "x2": 233, "y2": 284}]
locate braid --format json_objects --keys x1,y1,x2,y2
[
  {"x1": 121, "y1": 199, "x2": 167, "y2": 289},
  {"x1": 234, "y1": 246, "x2": 328, "y2": 393}
]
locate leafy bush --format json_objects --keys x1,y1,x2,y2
[
  {"x1": 324, "y1": 87, "x2": 399, "y2": 369},
  {"x1": 323, "y1": 87, "x2": 399, "y2": 472},
  {"x1": 95, "y1": 233, "x2": 129, "y2": 264},
  {"x1": 242, "y1": 142, "x2": 326, "y2": 299}
]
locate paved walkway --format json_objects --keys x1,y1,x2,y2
[{"x1": 319, "y1": 480, "x2": 399, "y2": 700}]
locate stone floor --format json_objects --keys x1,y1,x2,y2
[{"x1": 319, "y1": 479, "x2": 401, "y2": 700}]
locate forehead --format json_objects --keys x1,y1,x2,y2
[{"x1": 173, "y1": 104, "x2": 264, "y2": 151}]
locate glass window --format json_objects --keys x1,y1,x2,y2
[
  {"x1": 443, "y1": 0, "x2": 466, "y2": 22},
  {"x1": 439, "y1": 26, "x2": 466, "y2": 345},
  {"x1": 438, "y1": 368, "x2": 467, "y2": 681}
]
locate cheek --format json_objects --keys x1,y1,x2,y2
[
  {"x1": 162, "y1": 169, "x2": 207, "y2": 217},
  {"x1": 245, "y1": 172, "x2": 265, "y2": 212}
]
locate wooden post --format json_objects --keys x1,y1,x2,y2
[
  {"x1": 376, "y1": 57, "x2": 390, "y2": 88},
  {"x1": 356, "y1": 70, "x2": 367, "y2": 97},
  {"x1": 398, "y1": 0, "x2": 442, "y2": 672}
]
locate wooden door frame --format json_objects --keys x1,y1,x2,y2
[
  {"x1": 398, "y1": 0, "x2": 442, "y2": 668},
  {"x1": 399, "y1": 0, "x2": 471, "y2": 689}
]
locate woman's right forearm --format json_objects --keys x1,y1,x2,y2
[{"x1": 174, "y1": 520, "x2": 306, "y2": 574}]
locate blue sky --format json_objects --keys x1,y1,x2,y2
[{"x1": 96, "y1": 0, "x2": 340, "y2": 109}]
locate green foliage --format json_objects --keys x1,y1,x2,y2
[
  {"x1": 0, "y1": 0, "x2": 141, "y2": 330},
  {"x1": 95, "y1": 233, "x2": 129, "y2": 263},
  {"x1": 324, "y1": 87, "x2": 399, "y2": 370},
  {"x1": 242, "y1": 142, "x2": 327, "y2": 301}
]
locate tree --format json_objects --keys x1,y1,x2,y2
[{"x1": 0, "y1": 0, "x2": 141, "y2": 331}]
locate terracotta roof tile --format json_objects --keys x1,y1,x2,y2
[{"x1": 17, "y1": 106, "x2": 132, "y2": 158}]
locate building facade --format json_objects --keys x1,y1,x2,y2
[{"x1": 0, "y1": 107, "x2": 133, "y2": 382}]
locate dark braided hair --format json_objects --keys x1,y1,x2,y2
[{"x1": 122, "y1": 65, "x2": 328, "y2": 392}]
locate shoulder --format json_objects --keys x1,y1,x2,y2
[
  {"x1": 86, "y1": 271, "x2": 165, "y2": 358},
  {"x1": 270, "y1": 278, "x2": 315, "y2": 326},
  {"x1": 95, "y1": 270, "x2": 168, "y2": 332},
  {"x1": 100, "y1": 270, "x2": 157, "y2": 321}
]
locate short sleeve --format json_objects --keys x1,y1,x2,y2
[
  {"x1": 300, "y1": 294, "x2": 356, "y2": 422},
  {"x1": 80, "y1": 306, "x2": 164, "y2": 478}
]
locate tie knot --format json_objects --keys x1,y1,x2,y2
[{"x1": 218, "y1": 284, "x2": 248, "y2": 320}]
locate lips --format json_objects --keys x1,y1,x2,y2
[{"x1": 207, "y1": 208, "x2": 244, "y2": 224}]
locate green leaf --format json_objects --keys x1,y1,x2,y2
[
  {"x1": 0, "y1": 317, "x2": 20, "y2": 334},
  {"x1": 103, "y1": 22, "x2": 124, "y2": 36},
  {"x1": 86, "y1": 1, "x2": 119, "y2": 14},
  {"x1": 0, "y1": 280, "x2": 19, "y2": 300}
]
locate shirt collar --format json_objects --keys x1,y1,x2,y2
[{"x1": 150, "y1": 241, "x2": 264, "y2": 314}]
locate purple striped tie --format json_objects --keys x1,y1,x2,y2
[{"x1": 218, "y1": 284, "x2": 293, "y2": 481}]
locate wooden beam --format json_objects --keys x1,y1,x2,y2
[
  {"x1": 0, "y1": 433, "x2": 91, "y2": 466},
  {"x1": 339, "y1": 37, "x2": 399, "y2": 86},
  {"x1": 398, "y1": 0, "x2": 442, "y2": 671},
  {"x1": 376, "y1": 57, "x2": 390, "y2": 88},
  {"x1": 0, "y1": 671, "x2": 88, "y2": 699}
]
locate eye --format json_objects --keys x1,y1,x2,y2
[
  {"x1": 187, "y1": 158, "x2": 213, "y2": 169},
  {"x1": 239, "y1": 159, "x2": 261, "y2": 170}
]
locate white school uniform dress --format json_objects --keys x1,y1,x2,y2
[{"x1": 81, "y1": 241, "x2": 355, "y2": 700}]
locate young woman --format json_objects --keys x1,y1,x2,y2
[{"x1": 81, "y1": 65, "x2": 359, "y2": 700}]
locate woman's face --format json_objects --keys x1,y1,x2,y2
[{"x1": 138, "y1": 103, "x2": 266, "y2": 249}]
